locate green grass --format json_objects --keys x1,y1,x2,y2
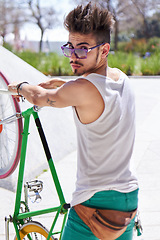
[
  {"x1": 15, "y1": 50, "x2": 160, "y2": 76},
  {"x1": 16, "y1": 51, "x2": 73, "y2": 76},
  {"x1": 140, "y1": 51, "x2": 160, "y2": 75},
  {"x1": 108, "y1": 52, "x2": 138, "y2": 75}
]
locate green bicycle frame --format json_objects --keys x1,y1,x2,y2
[{"x1": 12, "y1": 106, "x2": 69, "y2": 240}]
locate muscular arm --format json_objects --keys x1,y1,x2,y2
[
  {"x1": 8, "y1": 79, "x2": 88, "y2": 108},
  {"x1": 38, "y1": 78, "x2": 67, "y2": 89},
  {"x1": 8, "y1": 78, "x2": 104, "y2": 123}
]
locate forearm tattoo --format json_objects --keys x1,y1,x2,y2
[{"x1": 47, "y1": 98, "x2": 56, "y2": 107}]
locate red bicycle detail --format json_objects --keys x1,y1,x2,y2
[{"x1": 0, "y1": 72, "x2": 22, "y2": 178}]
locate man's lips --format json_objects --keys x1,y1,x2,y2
[
  {"x1": 70, "y1": 61, "x2": 83, "y2": 69},
  {"x1": 71, "y1": 64, "x2": 81, "y2": 69}
]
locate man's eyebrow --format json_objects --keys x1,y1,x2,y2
[
  {"x1": 67, "y1": 41, "x2": 89, "y2": 47},
  {"x1": 77, "y1": 42, "x2": 89, "y2": 46},
  {"x1": 67, "y1": 41, "x2": 73, "y2": 45}
]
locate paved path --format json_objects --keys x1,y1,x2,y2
[
  {"x1": 130, "y1": 77, "x2": 160, "y2": 239},
  {"x1": 0, "y1": 76, "x2": 160, "y2": 239}
]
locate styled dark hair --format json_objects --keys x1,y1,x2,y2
[{"x1": 64, "y1": 2, "x2": 114, "y2": 44}]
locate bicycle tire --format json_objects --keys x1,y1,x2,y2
[
  {"x1": 0, "y1": 72, "x2": 22, "y2": 178},
  {"x1": 14, "y1": 221, "x2": 55, "y2": 239}
]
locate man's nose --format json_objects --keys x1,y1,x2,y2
[{"x1": 70, "y1": 50, "x2": 78, "y2": 60}]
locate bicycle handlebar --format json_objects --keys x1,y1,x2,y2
[
  {"x1": 0, "y1": 88, "x2": 41, "y2": 110},
  {"x1": 0, "y1": 88, "x2": 42, "y2": 125},
  {"x1": 0, "y1": 89, "x2": 18, "y2": 95},
  {"x1": 0, "y1": 113, "x2": 22, "y2": 124}
]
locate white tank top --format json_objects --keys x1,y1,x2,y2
[{"x1": 71, "y1": 72, "x2": 138, "y2": 206}]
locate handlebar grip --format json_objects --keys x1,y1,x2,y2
[{"x1": 0, "y1": 89, "x2": 18, "y2": 95}]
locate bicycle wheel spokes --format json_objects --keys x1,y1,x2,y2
[
  {"x1": 0, "y1": 73, "x2": 22, "y2": 178},
  {"x1": 0, "y1": 122, "x2": 18, "y2": 171}
]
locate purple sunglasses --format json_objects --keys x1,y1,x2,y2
[{"x1": 61, "y1": 43, "x2": 104, "y2": 59}]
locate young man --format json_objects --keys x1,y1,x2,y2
[{"x1": 9, "y1": 3, "x2": 139, "y2": 239}]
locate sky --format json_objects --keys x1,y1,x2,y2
[
  {"x1": 10, "y1": 0, "x2": 76, "y2": 42},
  {"x1": 21, "y1": 0, "x2": 74, "y2": 42}
]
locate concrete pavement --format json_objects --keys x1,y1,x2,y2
[
  {"x1": 130, "y1": 77, "x2": 160, "y2": 239},
  {"x1": 0, "y1": 76, "x2": 160, "y2": 239}
]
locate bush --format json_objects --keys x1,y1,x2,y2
[
  {"x1": 3, "y1": 42, "x2": 13, "y2": 52},
  {"x1": 16, "y1": 50, "x2": 43, "y2": 69},
  {"x1": 140, "y1": 51, "x2": 160, "y2": 75},
  {"x1": 124, "y1": 39, "x2": 148, "y2": 56},
  {"x1": 13, "y1": 48, "x2": 160, "y2": 76},
  {"x1": 146, "y1": 37, "x2": 160, "y2": 53},
  {"x1": 108, "y1": 52, "x2": 138, "y2": 75},
  {"x1": 118, "y1": 37, "x2": 160, "y2": 55},
  {"x1": 15, "y1": 51, "x2": 73, "y2": 76}
]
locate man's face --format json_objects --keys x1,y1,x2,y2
[{"x1": 67, "y1": 32, "x2": 103, "y2": 76}]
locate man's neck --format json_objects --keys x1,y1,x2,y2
[{"x1": 83, "y1": 58, "x2": 108, "y2": 77}]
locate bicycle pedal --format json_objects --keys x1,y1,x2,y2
[{"x1": 26, "y1": 179, "x2": 43, "y2": 192}]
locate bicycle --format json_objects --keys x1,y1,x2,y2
[
  {"x1": 0, "y1": 89, "x2": 70, "y2": 239},
  {"x1": 0, "y1": 72, "x2": 23, "y2": 179},
  {"x1": 0, "y1": 79, "x2": 143, "y2": 240}
]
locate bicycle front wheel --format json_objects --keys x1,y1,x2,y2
[
  {"x1": 14, "y1": 221, "x2": 55, "y2": 240},
  {"x1": 0, "y1": 72, "x2": 22, "y2": 178}
]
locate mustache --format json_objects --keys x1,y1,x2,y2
[{"x1": 70, "y1": 61, "x2": 83, "y2": 66}]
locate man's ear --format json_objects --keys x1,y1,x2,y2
[{"x1": 101, "y1": 43, "x2": 110, "y2": 58}]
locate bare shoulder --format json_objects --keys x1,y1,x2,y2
[
  {"x1": 65, "y1": 77, "x2": 102, "y2": 103},
  {"x1": 107, "y1": 67, "x2": 122, "y2": 81},
  {"x1": 65, "y1": 77, "x2": 95, "y2": 91},
  {"x1": 57, "y1": 78, "x2": 97, "y2": 104}
]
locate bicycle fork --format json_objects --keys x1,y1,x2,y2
[
  {"x1": 5, "y1": 215, "x2": 20, "y2": 240},
  {"x1": 5, "y1": 216, "x2": 10, "y2": 240}
]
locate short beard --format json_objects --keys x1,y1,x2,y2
[
  {"x1": 71, "y1": 51, "x2": 100, "y2": 76},
  {"x1": 74, "y1": 69, "x2": 85, "y2": 76},
  {"x1": 81, "y1": 51, "x2": 100, "y2": 76},
  {"x1": 74, "y1": 70, "x2": 81, "y2": 76}
]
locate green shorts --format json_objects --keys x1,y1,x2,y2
[{"x1": 61, "y1": 189, "x2": 139, "y2": 240}]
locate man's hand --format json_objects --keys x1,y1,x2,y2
[
  {"x1": 8, "y1": 82, "x2": 19, "y2": 94},
  {"x1": 8, "y1": 82, "x2": 21, "y2": 102},
  {"x1": 39, "y1": 78, "x2": 67, "y2": 89}
]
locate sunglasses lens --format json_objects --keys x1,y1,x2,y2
[
  {"x1": 74, "y1": 49, "x2": 87, "y2": 59},
  {"x1": 62, "y1": 46, "x2": 87, "y2": 59},
  {"x1": 62, "y1": 47, "x2": 72, "y2": 57}
]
